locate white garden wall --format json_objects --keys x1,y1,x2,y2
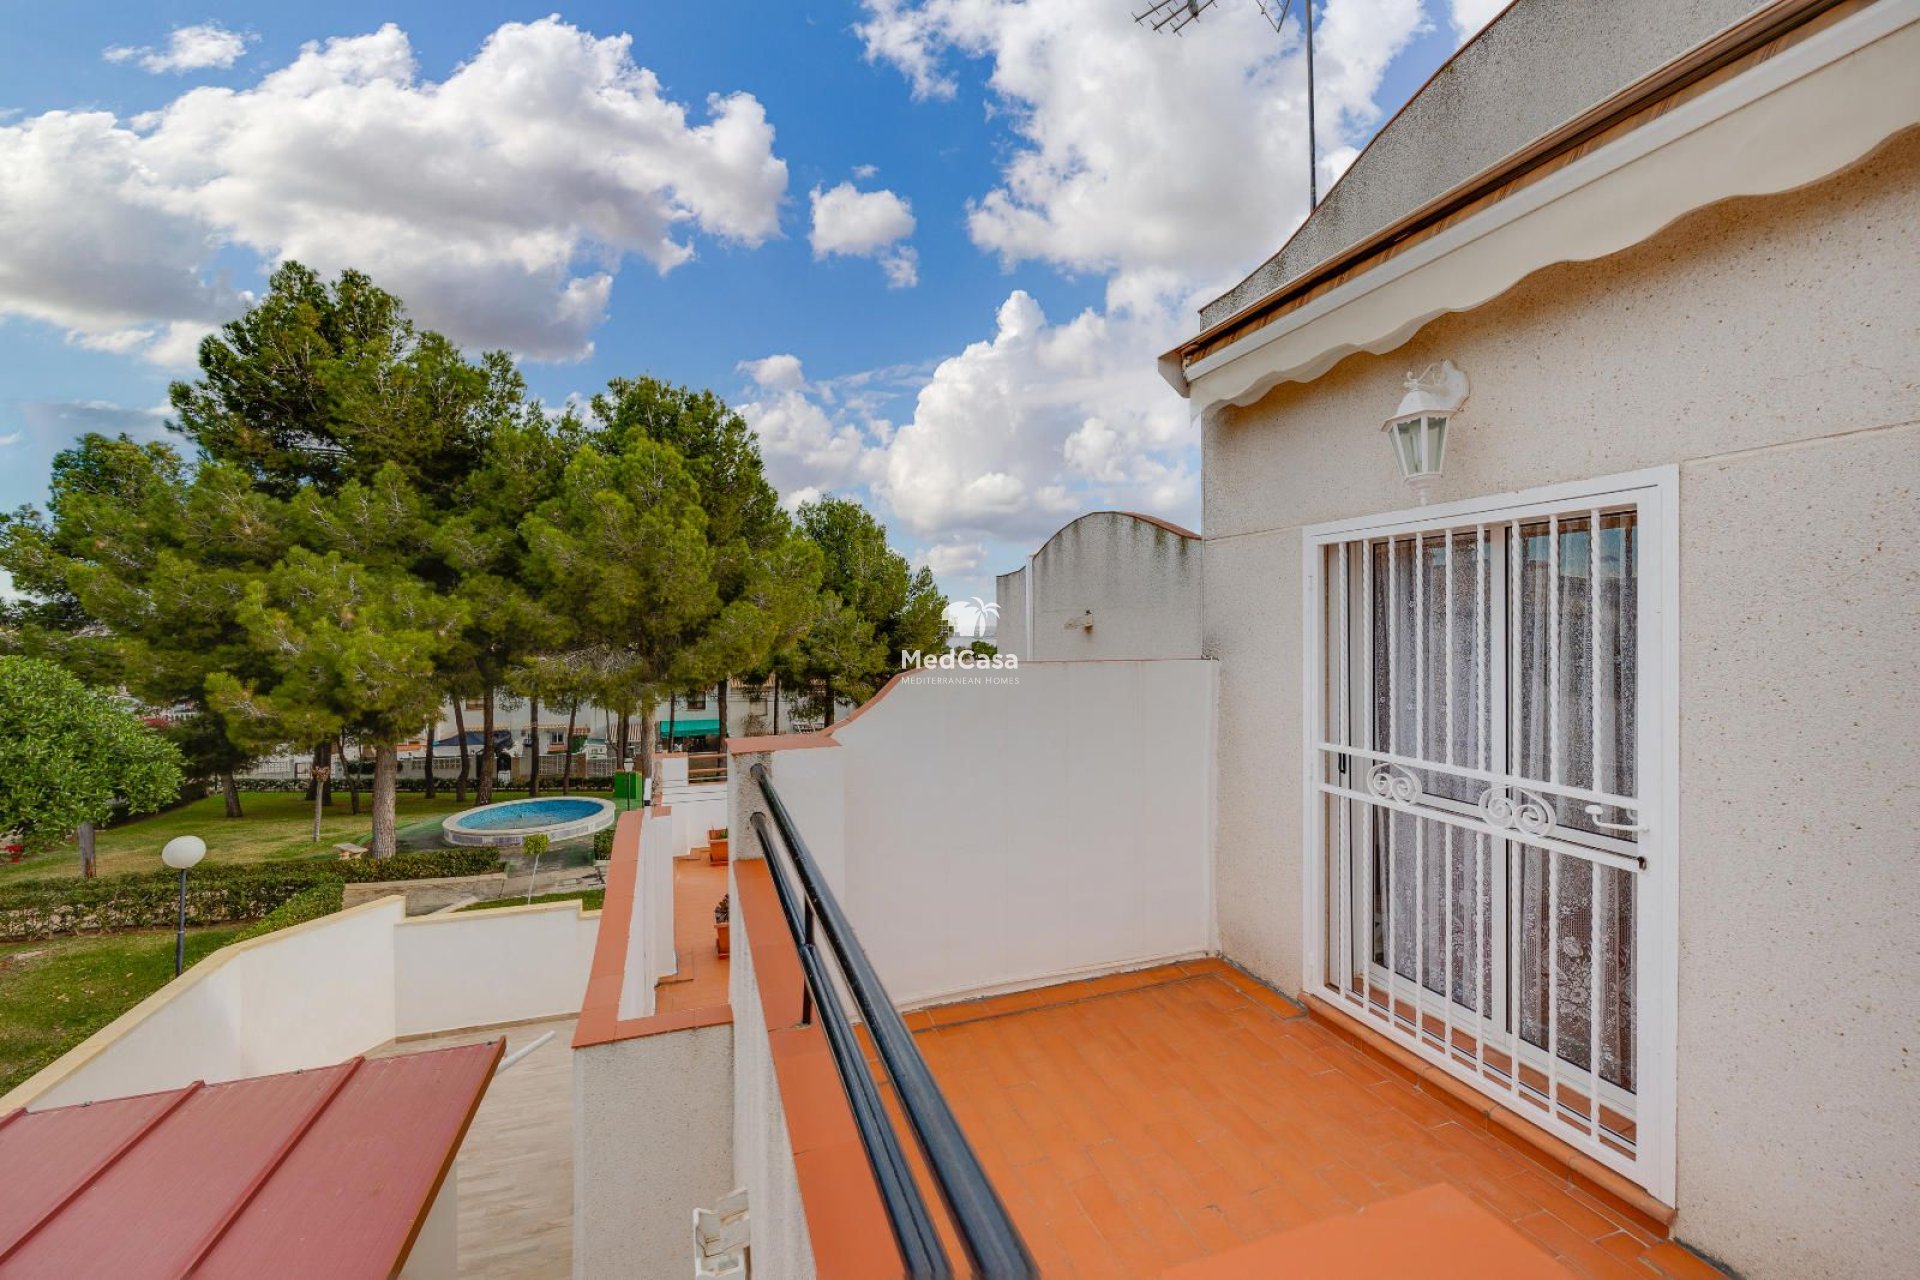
[
  {"x1": 4, "y1": 895, "x2": 598, "y2": 1112},
  {"x1": 736, "y1": 660, "x2": 1217, "y2": 1007}
]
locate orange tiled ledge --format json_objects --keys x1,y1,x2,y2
[
  {"x1": 1302, "y1": 993, "x2": 1675, "y2": 1238},
  {"x1": 574, "y1": 807, "x2": 732, "y2": 1049},
  {"x1": 900, "y1": 957, "x2": 1303, "y2": 1033},
  {"x1": 734, "y1": 858, "x2": 905, "y2": 1279}
]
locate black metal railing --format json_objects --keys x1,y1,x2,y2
[{"x1": 749, "y1": 763, "x2": 1037, "y2": 1279}]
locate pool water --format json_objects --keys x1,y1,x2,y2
[{"x1": 452, "y1": 798, "x2": 606, "y2": 831}]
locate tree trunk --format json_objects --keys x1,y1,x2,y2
[
  {"x1": 370, "y1": 743, "x2": 399, "y2": 856},
  {"x1": 824, "y1": 676, "x2": 837, "y2": 726},
  {"x1": 341, "y1": 736, "x2": 361, "y2": 816},
  {"x1": 638, "y1": 704, "x2": 655, "y2": 795},
  {"x1": 718, "y1": 680, "x2": 729, "y2": 744},
  {"x1": 772, "y1": 671, "x2": 781, "y2": 735},
  {"x1": 311, "y1": 740, "x2": 333, "y2": 841},
  {"x1": 220, "y1": 772, "x2": 243, "y2": 819},
  {"x1": 77, "y1": 821, "x2": 97, "y2": 879},
  {"x1": 453, "y1": 702, "x2": 470, "y2": 804},
  {"x1": 562, "y1": 703, "x2": 577, "y2": 795},
  {"x1": 477, "y1": 688, "x2": 497, "y2": 805},
  {"x1": 424, "y1": 711, "x2": 438, "y2": 800},
  {"x1": 666, "y1": 694, "x2": 677, "y2": 753},
  {"x1": 306, "y1": 740, "x2": 334, "y2": 804},
  {"x1": 527, "y1": 693, "x2": 542, "y2": 797}
]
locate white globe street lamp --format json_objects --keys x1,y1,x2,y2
[{"x1": 161, "y1": 835, "x2": 206, "y2": 977}]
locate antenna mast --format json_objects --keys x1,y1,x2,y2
[{"x1": 1135, "y1": 0, "x2": 1320, "y2": 208}]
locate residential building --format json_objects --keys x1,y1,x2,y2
[{"x1": 7, "y1": 3, "x2": 1915, "y2": 1277}]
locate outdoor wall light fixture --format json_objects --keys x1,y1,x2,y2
[{"x1": 1382, "y1": 359, "x2": 1468, "y2": 498}]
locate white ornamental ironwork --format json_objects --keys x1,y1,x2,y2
[
  {"x1": 1477, "y1": 786, "x2": 1557, "y2": 836},
  {"x1": 1366, "y1": 762, "x2": 1423, "y2": 806}
]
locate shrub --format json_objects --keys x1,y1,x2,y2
[
  {"x1": 234, "y1": 882, "x2": 344, "y2": 942},
  {"x1": 522, "y1": 833, "x2": 551, "y2": 861},
  {"x1": 591, "y1": 827, "x2": 616, "y2": 861},
  {"x1": 333, "y1": 848, "x2": 502, "y2": 883},
  {"x1": 0, "y1": 848, "x2": 503, "y2": 941}
]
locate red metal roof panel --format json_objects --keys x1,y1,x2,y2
[
  {"x1": 197, "y1": 1043, "x2": 500, "y2": 1279},
  {"x1": 0, "y1": 1040, "x2": 501, "y2": 1280}
]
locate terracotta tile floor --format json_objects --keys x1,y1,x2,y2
[
  {"x1": 909, "y1": 968, "x2": 1718, "y2": 1280},
  {"x1": 656, "y1": 853, "x2": 731, "y2": 1013}
]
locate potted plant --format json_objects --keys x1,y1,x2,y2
[
  {"x1": 714, "y1": 894, "x2": 730, "y2": 957},
  {"x1": 708, "y1": 826, "x2": 729, "y2": 864}
]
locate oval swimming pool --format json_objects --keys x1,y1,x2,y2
[{"x1": 441, "y1": 796, "x2": 617, "y2": 848}]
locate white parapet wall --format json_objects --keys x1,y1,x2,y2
[
  {"x1": 737, "y1": 658, "x2": 1218, "y2": 1009},
  {"x1": 3, "y1": 895, "x2": 599, "y2": 1112},
  {"x1": 572, "y1": 1026, "x2": 735, "y2": 1280}
]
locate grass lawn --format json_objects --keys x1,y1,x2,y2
[
  {"x1": 0, "y1": 924, "x2": 249, "y2": 1095},
  {"x1": 458, "y1": 888, "x2": 604, "y2": 912},
  {"x1": 0, "y1": 789, "x2": 537, "y2": 885}
]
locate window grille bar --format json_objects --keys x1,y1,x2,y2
[
  {"x1": 1586, "y1": 509, "x2": 1605, "y2": 1132},
  {"x1": 1361, "y1": 541, "x2": 1376, "y2": 1020},
  {"x1": 1387, "y1": 539, "x2": 1400, "y2": 1025},
  {"x1": 1508, "y1": 520, "x2": 1523, "y2": 1116},
  {"x1": 1442, "y1": 535, "x2": 1456, "y2": 1062},
  {"x1": 1415, "y1": 535, "x2": 1427, "y2": 1038},
  {"x1": 1317, "y1": 783, "x2": 1644, "y2": 874},
  {"x1": 1474, "y1": 524, "x2": 1489, "y2": 1076},
  {"x1": 1311, "y1": 744, "x2": 1641, "y2": 813},
  {"x1": 1337, "y1": 545, "x2": 1352, "y2": 998}
]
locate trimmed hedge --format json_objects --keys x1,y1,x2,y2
[
  {"x1": 233, "y1": 776, "x2": 617, "y2": 794},
  {"x1": 234, "y1": 881, "x2": 345, "y2": 942},
  {"x1": 591, "y1": 827, "x2": 616, "y2": 861},
  {"x1": 0, "y1": 848, "x2": 502, "y2": 941}
]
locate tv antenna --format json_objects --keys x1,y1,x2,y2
[{"x1": 1133, "y1": 0, "x2": 1320, "y2": 208}]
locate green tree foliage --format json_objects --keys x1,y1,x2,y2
[
  {"x1": 0, "y1": 657, "x2": 183, "y2": 854},
  {"x1": 0, "y1": 437, "x2": 286, "y2": 810},
  {"x1": 587, "y1": 378, "x2": 821, "y2": 755},
  {"x1": 212, "y1": 546, "x2": 465, "y2": 855},
  {"x1": 790, "y1": 496, "x2": 949, "y2": 720},
  {"x1": 523, "y1": 437, "x2": 723, "y2": 776}
]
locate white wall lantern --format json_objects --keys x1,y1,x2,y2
[{"x1": 1381, "y1": 359, "x2": 1468, "y2": 497}]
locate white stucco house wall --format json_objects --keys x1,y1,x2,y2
[
  {"x1": 994, "y1": 510, "x2": 1203, "y2": 661},
  {"x1": 1155, "y1": 1, "x2": 1920, "y2": 1276}
]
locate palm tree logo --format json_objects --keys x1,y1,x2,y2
[{"x1": 966, "y1": 597, "x2": 1001, "y2": 639}]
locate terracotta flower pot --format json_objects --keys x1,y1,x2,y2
[
  {"x1": 708, "y1": 836, "x2": 729, "y2": 864},
  {"x1": 715, "y1": 921, "x2": 730, "y2": 957}
]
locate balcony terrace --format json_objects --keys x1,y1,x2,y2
[{"x1": 903, "y1": 964, "x2": 1709, "y2": 1279}]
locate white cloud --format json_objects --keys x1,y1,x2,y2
[
  {"x1": 1449, "y1": 1, "x2": 1512, "y2": 45},
  {"x1": 852, "y1": 163, "x2": 879, "y2": 180},
  {"x1": 810, "y1": 0, "x2": 1426, "y2": 557},
  {"x1": 105, "y1": 23, "x2": 253, "y2": 74},
  {"x1": 859, "y1": 0, "x2": 1426, "y2": 312},
  {"x1": 809, "y1": 181, "x2": 918, "y2": 287},
  {"x1": 5, "y1": 18, "x2": 789, "y2": 363},
  {"x1": 921, "y1": 541, "x2": 988, "y2": 576},
  {"x1": 735, "y1": 356, "x2": 875, "y2": 496},
  {"x1": 739, "y1": 353, "x2": 807, "y2": 391},
  {"x1": 0, "y1": 432, "x2": 20, "y2": 448}
]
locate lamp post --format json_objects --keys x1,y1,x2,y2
[{"x1": 161, "y1": 835, "x2": 206, "y2": 977}]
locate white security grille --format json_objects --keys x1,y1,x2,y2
[{"x1": 1303, "y1": 472, "x2": 1676, "y2": 1197}]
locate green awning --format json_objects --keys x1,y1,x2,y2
[{"x1": 661, "y1": 717, "x2": 721, "y2": 738}]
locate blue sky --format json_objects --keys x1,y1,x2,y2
[{"x1": 0, "y1": 1, "x2": 1494, "y2": 621}]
